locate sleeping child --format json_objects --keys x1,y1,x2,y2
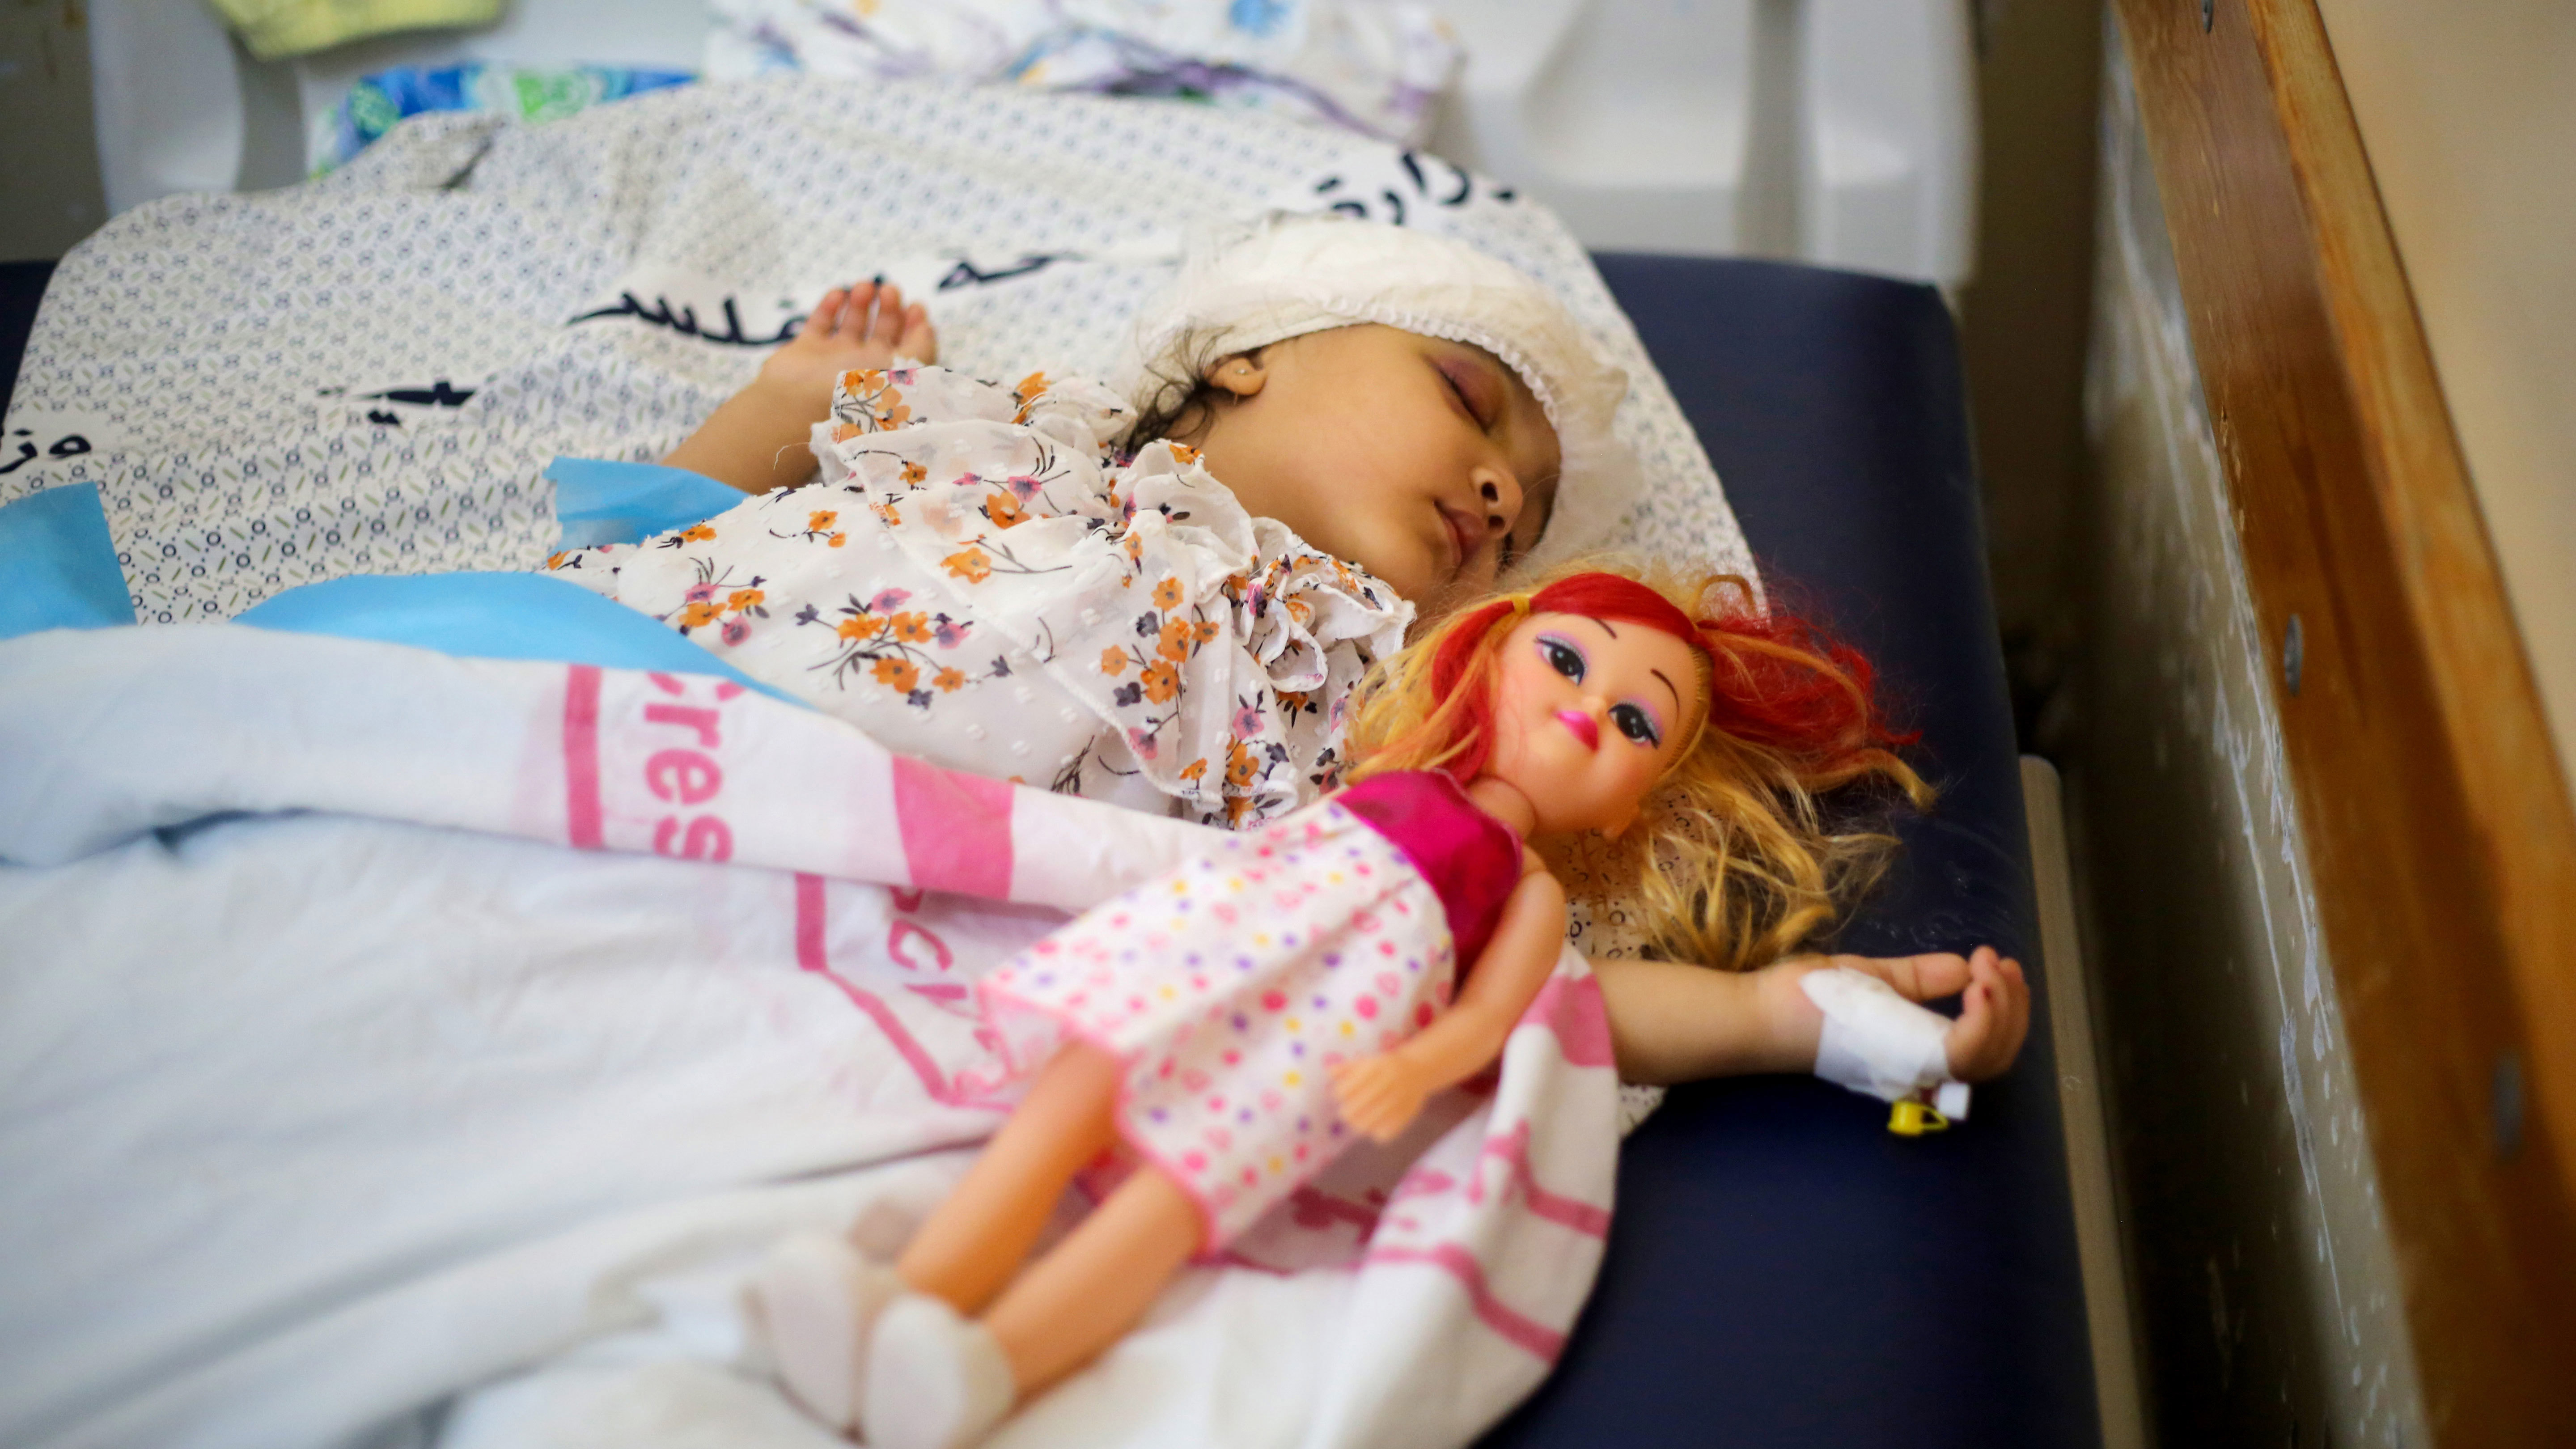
[
  {"x1": 548, "y1": 208, "x2": 2029, "y2": 1088},
  {"x1": 542, "y1": 210, "x2": 2028, "y2": 1161},
  {"x1": 545, "y1": 215, "x2": 1610, "y2": 826}
]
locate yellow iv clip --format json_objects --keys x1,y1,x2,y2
[{"x1": 1887, "y1": 1099, "x2": 1951, "y2": 1137}]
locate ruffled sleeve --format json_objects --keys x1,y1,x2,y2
[{"x1": 811, "y1": 365, "x2": 1135, "y2": 481}]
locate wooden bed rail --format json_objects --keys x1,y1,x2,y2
[{"x1": 2111, "y1": 0, "x2": 2576, "y2": 1438}]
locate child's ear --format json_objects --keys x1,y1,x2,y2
[{"x1": 1210, "y1": 352, "x2": 1269, "y2": 399}]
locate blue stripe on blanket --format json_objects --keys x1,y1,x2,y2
[
  {"x1": 547, "y1": 456, "x2": 746, "y2": 548},
  {"x1": 235, "y1": 573, "x2": 803, "y2": 706},
  {"x1": 0, "y1": 483, "x2": 136, "y2": 638},
  {"x1": 3, "y1": 456, "x2": 787, "y2": 703}
]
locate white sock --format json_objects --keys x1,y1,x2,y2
[
  {"x1": 860, "y1": 1292, "x2": 1018, "y2": 1449},
  {"x1": 746, "y1": 1231, "x2": 907, "y2": 1432}
]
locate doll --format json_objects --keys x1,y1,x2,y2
[{"x1": 749, "y1": 563, "x2": 1930, "y2": 1449}]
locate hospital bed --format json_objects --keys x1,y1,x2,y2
[
  {"x1": 3, "y1": 7, "x2": 2124, "y2": 1446},
  {"x1": 0, "y1": 250, "x2": 2117, "y2": 1449}
]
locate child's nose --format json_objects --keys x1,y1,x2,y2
[{"x1": 1475, "y1": 466, "x2": 1524, "y2": 532}]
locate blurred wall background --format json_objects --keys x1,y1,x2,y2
[
  {"x1": 0, "y1": 0, "x2": 107, "y2": 262},
  {"x1": 2313, "y1": 0, "x2": 2576, "y2": 799},
  {"x1": 1954, "y1": 0, "x2": 2103, "y2": 754},
  {"x1": 1952, "y1": 2, "x2": 2575, "y2": 1445},
  {"x1": 2070, "y1": 22, "x2": 2426, "y2": 1445}
]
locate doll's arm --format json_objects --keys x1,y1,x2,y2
[
  {"x1": 662, "y1": 282, "x2": 936, "y2": 495},
  {"x1": 1591, "y1": 948, "x2": 2028, "y2": 1087},
  {"x1": 1331, "y1": 858, "x2": 1568, "y2": 1142}
]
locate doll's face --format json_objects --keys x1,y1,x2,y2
[
  {"x1": 1186, "y1": 325, "x2": 1562, "y2": 613},
  {"x1": 1484, "y1": 611, "x2": 1704, "y2": 836}
]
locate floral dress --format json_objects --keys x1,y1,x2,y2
[
  {"x1": 978, "y1": 770, "x2": 1525, "y2": 1246},
  {"x1": 546, "y1": 366, "x2": 1413, "y2": 824}
]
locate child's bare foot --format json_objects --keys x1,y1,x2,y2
[{"x1": 758, "y1": 281, "x2": 940, "y2": 405}]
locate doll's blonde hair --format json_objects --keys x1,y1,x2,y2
[{"x1": 1341, "y1": 560, "x2": 1932, "y2": 971}]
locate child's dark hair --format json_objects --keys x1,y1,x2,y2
[{"x1": 1127, "y1": 326, "x2": 1244, "y2": 445}]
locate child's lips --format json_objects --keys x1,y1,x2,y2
[
  {"x1": 1555, "y1": 709, "x2": 1600, "y2": 751},
  {"x1": 1438, "y1": 506, "x2": 1481, "y2": 576}
]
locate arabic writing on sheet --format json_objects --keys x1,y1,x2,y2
[
  {"x1": 1308, "y1": 151, "x2": 1514, "y2": 227},
  {"x1": 931, "y1": 253, "x2": 1078, "y2": 290},
  {"x1": 0, "y1": 428, "x2": 91, "y2": 476},
  {"x1": 312, "y1": 380, "x2": 479, "y2": 428},
  {"x1": 566, "y1": 257, "x2": 1086, "y2": 344},
  {"x1": 567, "y1": 293, "x2": 804, "y2": 346},
  {"x1": 364, "y1": 381, "x2": 477, "y2": 408}
]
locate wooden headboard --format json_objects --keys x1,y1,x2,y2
[{"x1": 2112, "y1": 0, "x2": 2576, "y2": 1437}]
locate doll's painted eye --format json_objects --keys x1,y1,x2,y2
[
  {"x1": 1610, "y1": 702, "x2": 1664, "y2": 748},
  {"x1": 1538, "y1": 636, "x2": 1586, "y2": 682}
]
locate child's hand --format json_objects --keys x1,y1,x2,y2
[
  {"x1": 757, "y1": 281, "x2": 940, "y2": 404},
  {"x1": 1941, "y1": 945, "x2": 2029, "y2": 1082},
  {"x1": 1330, "y1": 1053, "x2": 1437, "y2": 1143},
  {"x1": 664, "y1": 282, "x2": 942, "y2": 494},
  {"x1": 1775, "y1": 947, "x2": 2029, "y2": 1082}
]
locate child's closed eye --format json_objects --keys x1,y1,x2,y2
[{"x1": 1441, "y1": 361, "x2": 1496, "y2": 430}]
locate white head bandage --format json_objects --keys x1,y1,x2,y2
[
  {"x1": 1801, "y1": 966, "x2": 1972, "y2": 1120},
  {"x1": 1121, "y1": 213, "x2": 1643, "y2": 572}
]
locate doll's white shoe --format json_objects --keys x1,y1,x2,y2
[
  {"x1": 859, "y1": 1292, "x2": 1017, "y2": 1449},
  {"x1": 747, "y1": 1231, "x2": 907, "y2": 1432}
]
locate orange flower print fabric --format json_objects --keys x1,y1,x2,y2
[
  {"x1": 545, "y1": 364, "x2": 1411, "y2": 825},
  {"x1": 835, "y1": 369, "x2": 913, "y2": 432}
]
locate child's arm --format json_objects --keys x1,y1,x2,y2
[
  {"x1": 662, "y1": 281, "x2": 938, "y2": 496},
  {"x1": 1592, "y1": 947, "x2": 2029, "y2": 1087},
  {"x1": 1332, "y1": 853, "x2": 1567, "y2": 1141}
]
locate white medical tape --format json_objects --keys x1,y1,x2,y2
[{"x1": 1801, "y1": 966, "x2": 1970, "y2": 1118}]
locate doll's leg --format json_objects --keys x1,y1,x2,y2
[
  {"x1": 899, "y1": 1039, "x2": 1125, "y2": 1314},
  {"x1": 756, "y1": 1034, "x2": 1114, "y2": 1432},
  {"x1": 857, "y1": 1106, "x2": 1200, "y2": 1449},
  {"x1": 860, "y1": 1165, "x2": 1203, "y2": 1449},
  {"x1": 979, "y1": 1162, "x2": 1205, "y2": 1396}
]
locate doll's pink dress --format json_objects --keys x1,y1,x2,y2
[{"x1": 978, "y1": 770, "x2": 1521, "y2": 1245}]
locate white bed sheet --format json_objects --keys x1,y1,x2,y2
[{"x1": 0, "y1": 623, "x2": 1624, "y2": 1449}]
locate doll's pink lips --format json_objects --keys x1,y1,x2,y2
[{"x1": 1555, "y1": 709, "x2": 1600, "y2": 751}]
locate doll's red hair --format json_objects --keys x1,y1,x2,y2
[
  {"x1": 1369, "y1": 569, "x2": 1914, "y2": 793},
  {"x1": 1343, "y1": 564, "x2": 1930, "y2": 970}
]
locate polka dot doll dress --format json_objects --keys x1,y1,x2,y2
[{"x1": 978, "y1": 770, "x2": 1523, "y2": 1246}]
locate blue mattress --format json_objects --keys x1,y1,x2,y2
[
  {"x1": 1485, "y1": 255, "x2": 2097, "y2": 1448},
  {"x1": 0, "y1": 251, "x2": 2095, "y2": 1446}
]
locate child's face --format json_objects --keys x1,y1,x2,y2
[
  {"x1": 1484, "y1": 611, "x2": 1703, "y2": 837},
  {"x1": 1189, "y1": 325, "x2": 1563, "y2": 611}
]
